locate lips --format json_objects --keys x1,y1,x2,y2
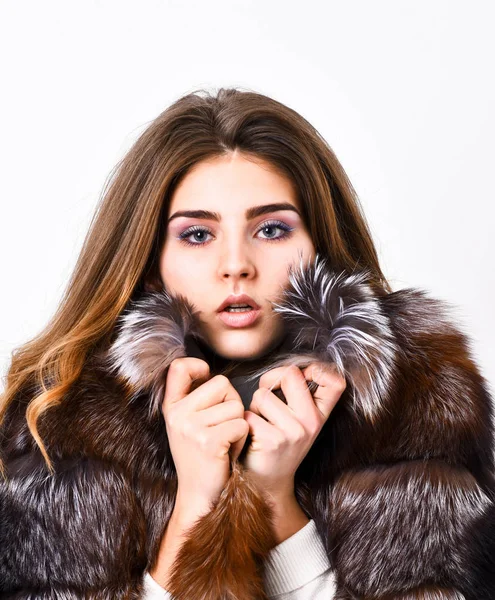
[
  {"x1": 216, "y1": 293, "x2": 261, "y2": 313},
  {"x1": 217, "y1": 306, "x2": 262, "y2": 328}
]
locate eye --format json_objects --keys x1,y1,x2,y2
[
  {"x1": 178, "y1": 225, "x2": 214, "y2": 247},
  {"x1": 256, "y1": 220, "x2": 294, "y2": 242},
  {"x1": 177, "y1": 219, "x2": 295, "y2": 247}
]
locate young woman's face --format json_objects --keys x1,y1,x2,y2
[{"x1": 159, "y1": 151, "x2": 316, "y2": 361}]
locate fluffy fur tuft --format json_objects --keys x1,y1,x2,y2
[
  {"x1": 166, "y1": 461, "x2": 277, "y2": 600},
  {"x1": 245, "y1": 254, "x2": 400, "y2": 424},
  {"x1": 100, "y1": 289, "x2": 207, "y2": 419}
]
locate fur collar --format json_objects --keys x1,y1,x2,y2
[{"x1": 102, "y1": 257, "x2": 399, "y2": 423}]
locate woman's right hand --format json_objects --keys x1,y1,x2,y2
[{"x1": 161, "y1": 357, "x2": 249, "y2": 517}]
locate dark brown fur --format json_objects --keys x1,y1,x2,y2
[{"x1": 1, "y1": 255, "x2": 494, "y2": 599}]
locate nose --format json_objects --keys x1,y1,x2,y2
[{"x1": 217, "y1": 236, "x2": 256, "y2": 282}]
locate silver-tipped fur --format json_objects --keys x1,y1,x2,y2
[
  {"x1": 246, "y1": 253, "x2": 400, "y2": 423},
  {"x1": 103, "y1": 252, "x2": 399, "y2": 423},
  {"x1": 101, "y1": 289, "x2": 205, "y2": 419}
]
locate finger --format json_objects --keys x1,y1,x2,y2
[
  {"x1": 230, "y1": 423, "x2": 250, "y2": 462},
  {"x1": 249, "y1": 387, "x2": 305, "y2": 438},
  {"x1": 260, "y1": 364, "x2": 319, "y2": 427},
  {"x1": 163, "y1": 360, "x2": 241, "y2": 415},
  {"x1": 162, "y1": 357, "x2": 210, "y2": 410},
  {"x1": 302, "y1": 362, "x2": 347, "y2": 420},
  {"x1": 243, "y1": 409, "x2": 276, "y2": 443},
  {"x1": 198, "y1": 399, "x2": 245, "y2": 427},
  {"x1": 259, "y1": 365, "x2": 292, "y2": 392},
  {"x1": 187, "y1": 375, "x2": 243, "y2": 413},
  {"x1": 209, "y1": 418, "x2": 249, "y2": 460}
]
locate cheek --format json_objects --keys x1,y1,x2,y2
[
  {"x1": 265, "y1": 237, "x2": 315, "y2": 289},
  {"x1": 159, "y1": 245, "x2": 210, "y2": 297}
]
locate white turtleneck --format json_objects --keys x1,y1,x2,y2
[{"x1": 142, "y1": 519, "x2": 336, "y2": 599}]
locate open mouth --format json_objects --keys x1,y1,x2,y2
[
  {"x1": 223, "y1": 305, "x2": 252, "y2": 312},
  {"x1": 218, "y1": 306, "x2": 261, "y2": 328}
]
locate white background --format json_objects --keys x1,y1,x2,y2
[{"x1": 1, "y1": 1, "x2": 493, "y2": 395}]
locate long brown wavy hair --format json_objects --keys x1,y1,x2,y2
[{"x1": 0, "y1": 86, "x2": 391, "y2": 475}]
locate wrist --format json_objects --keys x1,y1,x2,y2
[
  {"x1": 149, "y1": 495, "x2": 213, "y2": 589},
  {"x1": 173, "y1": 490, "x2": 214, "y2": 527},
  {"x1": 266, "y1": 490, "x2": 310, "y2": 545}
]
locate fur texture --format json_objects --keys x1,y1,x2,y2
[{"x1": 1, "y1": 254, "x2": 494, "y2": 599}]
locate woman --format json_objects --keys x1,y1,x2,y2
[
  {"x1": 1, "y1": 88, "x2": 494, "y2": 599},
  {"x1": 141, "y1": 145, "x2": 346, "y2": 598}
]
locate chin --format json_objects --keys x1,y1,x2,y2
[
  {"x1": 213, "y1": 337, "x2": 270, "y2": 362},
  {"x1": 208, "y1": 328, "x2": 282, "y2": 363},
  {"x1": 199, "y1": 315, "x2": 286, "y2": 364}
]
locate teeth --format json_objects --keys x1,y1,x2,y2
[
  {"x1": 225, "y1": 305, "x2": 252, "y2": 312},
  {"x1": 228, "y1": 303, "x2": 251, "y2": 308}
]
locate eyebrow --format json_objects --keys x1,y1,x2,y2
[{"x1": 167, "y1": 202, "x2": 301, "y2": 224}]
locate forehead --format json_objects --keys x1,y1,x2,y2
[{"x1": 168, "y1": 153, "x2": 298, "y2": 214}]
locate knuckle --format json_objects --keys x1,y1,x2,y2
[
  {"x1": 213, "y1": 374, "x2": 230, "y2": 388},
  {"x1": 165, "y1": 406, "x2": 180, "y2": 429},
  {"x1": 288, "y1": 364, "x2": 301, "y2": 375},
  {"x1": 168, "y1": 358, "x2": 187, "y2": 376},
  {"x1": 307, "y1": 419, "x2": 321, "y2": 437},
  {"x1": 248, "y1": 399, "x2": 257, "y2": 414},
  {"x1": 291, "y1": 424, "x2": 306, "y2": 443},
  {"x1": 226, "y1": 399, "x2": 244, "y2": 418},
  {"x1": 196, "y1": 429, "x2": 211, "y2": 451},
  {"x1": 258, "y1": 369, "x2": 273, "y2": 388},
  {"x1": 332, "y1": 375, "x2": 347, "y2": 393},
  {"x1": 271, "y1": 432, "x2": 286, "y2": 451},
  {"x1": 170, "y1": 356, "x2": 210, "y2": 377},
  {"x1": 251, "y1": 387, "x2": 265, "y2": 405},
  {"x1": 284, "y1": 364, "x2": 301, "y2": 381},
  {"x1": 233, "y1": 399, "x2": 246, "y2": 418},
  {"x1": 238, "y1": 418, "x2": 250, "y2": 435},
  {"x1": 252, "y1": 387, "x2": 263, "y2": 399},
  {"x1": 256, "y1": 389, "x2": 269, "y2": 407},
  {"x1": 181, "y1": 416, "x2": 196, "y2": 438}
]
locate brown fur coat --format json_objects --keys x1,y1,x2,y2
[{"x1": 1, "y1": 255, "x2": 495, "y2": 599}]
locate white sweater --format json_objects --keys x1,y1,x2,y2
[{"x1": 142, "y1": 519, "x2": 336, "y2": 599}]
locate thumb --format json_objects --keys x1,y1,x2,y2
[{"x1": 230, "y1": 427, "x2": 250, "y2": 462}]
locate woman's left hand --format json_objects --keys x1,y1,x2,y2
[{"x1": 242, "y1": 362, "x2": 346, "y2": 498}]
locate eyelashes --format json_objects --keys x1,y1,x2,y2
[{"x1": 177, "y1": 219, "x2": 295, "y2": 248}]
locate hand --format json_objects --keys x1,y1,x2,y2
[
  {"x1": 161, "y1": 357, "x2": 249, "y2": 517},
  {"x1": 242, "y1": 362, "x2": 346, "y2": 498}
]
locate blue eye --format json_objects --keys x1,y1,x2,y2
[
  {"x1": 178, "y1": 225, "x2": 213, "y2": 247},
  {"x1": 257, "y1": 220, "x2": 294, "y2": 241},
  {"x1": 178, "y1": 220, "x2": 294, "y2": 248}
]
